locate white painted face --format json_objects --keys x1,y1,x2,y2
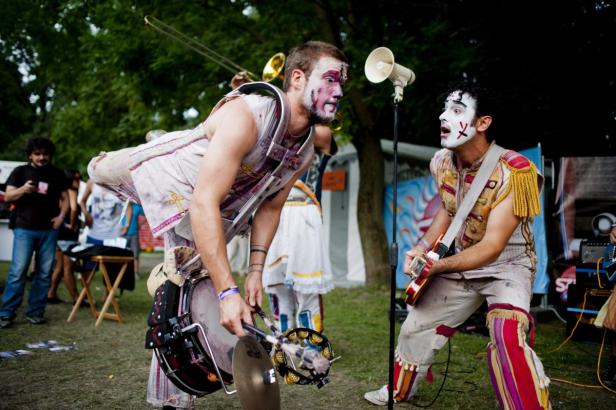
[
  {"x1": 302, "y1": 56, "x2": 347, "y2": 124},
  {"x1": 438, "y1": 91, "x2": 478, "y2": 148}
]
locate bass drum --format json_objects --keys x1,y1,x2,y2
[{"x1": 150, "y1": 277, "x2": 238, "y2": 396}]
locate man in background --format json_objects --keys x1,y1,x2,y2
[{"x1": 0, "y1": 137, "x2": 69, "y2": 328}]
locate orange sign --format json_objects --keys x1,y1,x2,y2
[{"x1": 322, "y1": 170, "x2": 346, "y2": 191}]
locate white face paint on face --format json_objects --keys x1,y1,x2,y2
[
  {"x1": 438, "y1": 91, "x2": 478, "y2": 148},
  {"x1": 302, "y1": 57, "x2": 347, "y2": 124}
]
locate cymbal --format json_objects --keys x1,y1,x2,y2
[{"x1": 232, "y1": 336, "x2": 280, "y2": 410}]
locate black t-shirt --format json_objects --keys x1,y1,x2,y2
[{"x1": 6, "y1": 163, "x2": 69, "y2": 230}]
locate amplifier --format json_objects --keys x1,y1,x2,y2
[
  {"x1": 575, "y1": 264, "x2": 611, "y2": 288},
  {"x1": 565, "y1": 284, "x2": 611, "y2": 343},
  {"x1": 580, "y1": 240, "x2": 609, "y2": 264}
]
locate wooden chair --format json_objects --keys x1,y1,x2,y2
[{"x1": 67, "y1": 255, "x2": 134, "y2": 327}]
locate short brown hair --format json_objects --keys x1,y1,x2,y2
[{"x1": 283, "y1": 41, "x2": 347, "y2": 91}]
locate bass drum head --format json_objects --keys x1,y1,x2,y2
[{"x1": 190, "y1": 278, "x2": 238, "y2": 377}]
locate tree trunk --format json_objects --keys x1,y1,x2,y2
[
  {"x1": 314, "y1": 1, "x2": 390, "y2": 286},
  {"x1": 348, "y1": 89, "x2": 390, "y2": 286}
]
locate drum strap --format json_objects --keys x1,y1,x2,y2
[{"x1": 145, "y1": 281, "x2": 182, "y2": 349}]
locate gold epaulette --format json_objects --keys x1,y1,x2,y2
[{"x1": 496, "y1": 151, "x2": 541, "y2": 218}]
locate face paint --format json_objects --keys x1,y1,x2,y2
[
  {"x1": 438, "y1": 91, "x2": 478, "y2": 148},
  {"x1": 302, "y1": 57, "x2": 347, "y2": 124}
]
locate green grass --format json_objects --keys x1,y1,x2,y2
[{"x1": 1, "y1": 255, "x2": 615, "y2": 409}]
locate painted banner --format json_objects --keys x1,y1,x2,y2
[{"x1": 384, "y1": 146, "x2": 549, "y2": 293}]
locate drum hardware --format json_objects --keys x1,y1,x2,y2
[
  {"x1": 148, "y1": 277, "x2": 339, "y2": 404},
  {"x1": 181, "y1": 321, "x2": 238, "y2": 395}
]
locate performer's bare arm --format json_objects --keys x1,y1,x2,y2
[
  {"x1": 430, "y1": 191, "x2": 520, "y2": 275},
  {"x1": 403, "y1": 207, "x2": 451, "y2": 274},
  {"x1": 80, "y1": 180, "x2": 94, "y2": 227},
  {"x1": 52, "y1": 190, "x2": 70, "y2": 230},
  {"x1": 314, "y1": 125, "x2": 333, "y2": 154},
  {"x1": 190, "y1": 97, "x2": 258, "y2": 336},
  {"x1": 68, "y1": 189, "x2": 79, "y2": 230},
  {"x1": 243, "y1": 163, "x2": 309, "y2": 307}
]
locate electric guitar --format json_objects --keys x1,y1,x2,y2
[
  {"x1": 404, "y1": 241, "x2": 450, "y2": 306},
  {"x1": 604, "y1": 243, "x2": 616, "y2": 282}
]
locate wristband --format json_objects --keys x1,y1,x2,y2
[
  {"x1": 217, "y1": 286, "x2": 240, "y2": 301},
  {"x1": 419, "y1": 238, "x2": 431, "y2": 249}
]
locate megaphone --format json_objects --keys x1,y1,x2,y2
[{"x1": 364, "y1": 47, "x2": 415, "y2": 102}]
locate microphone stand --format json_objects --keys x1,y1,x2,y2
[{"x1": 387, "y1": 101, "x2": 400, "y2": 409}]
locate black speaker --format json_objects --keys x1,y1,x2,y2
[{"x1": 565, "y1": 284, "x2": 611, "y2": 343}]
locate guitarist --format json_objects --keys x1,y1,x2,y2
[{"x1": 365, "y1": 82, "x2": 551, "y2": 409}]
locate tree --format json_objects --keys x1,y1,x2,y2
[{"x1": 1, "y1": 0, "x2": 614, "y2": 286}]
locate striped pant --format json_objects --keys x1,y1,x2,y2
[{"x1": 393, "y1": 274, "x2": 550, "y2": 409}]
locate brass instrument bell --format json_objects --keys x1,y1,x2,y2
[{"x1": 262, "y1": 52, "x2": 285, "y2": 82}]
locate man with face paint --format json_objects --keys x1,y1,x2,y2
[
  {"x1": 87, "y1": 41, "x2": 347, "y2": 409},
  {"x1": 231, "y1": 73, "x2": 338, "y2": 335},
  {"x1": 365, "y1": 82, "x2": 551, "y2": 409}
]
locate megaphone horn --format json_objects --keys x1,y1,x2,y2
[{"x1": 364, "y1": 47, "x2": 415, "y2": 102}]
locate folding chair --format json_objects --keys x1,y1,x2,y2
[{"x1": 67, "y1": 255, "x2": 134, "y2": 327}]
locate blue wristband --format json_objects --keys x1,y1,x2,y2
[
  {"x1": 419, "y1": 238, "x2": 431, "y2": 249},
  {"x1": 217, "y1": 286, "x2": 240, "y2": 301}
]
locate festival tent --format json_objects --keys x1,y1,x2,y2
[{"x1": 321, "y1": 143, "x2": 366, "y2": 287}]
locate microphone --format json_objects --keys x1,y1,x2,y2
[{"x1": 364, "y1": 47, "x2": 415, "y2": 102}]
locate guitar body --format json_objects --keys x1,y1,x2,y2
[
  {"x1": 404, "y1": 256, "x2": 435, "y2": 306},
  {"x1": 404, "y1": 242, "x2": 450, "y2": 306}
]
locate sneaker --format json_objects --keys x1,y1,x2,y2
[
  {"x1": 25, "y1": 316, "x2": 47, "y2": 325},
  {"x1": 0, "y1": 317, "x2": 13, "y2": 329},
  {"x1": 364, "y1": 385, "x2": 395, "y2": 406}
]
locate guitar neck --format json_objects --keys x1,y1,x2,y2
[{"x1": 432, "y1": 242, "x2": 451, "y2": 260}]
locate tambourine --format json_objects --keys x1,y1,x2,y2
[
  {"x1": 272, "y1": 327, "x2": 334, "y2": 387},
  {"x1": 245, "y1": 306, "x2": 336, "y2": 388}
]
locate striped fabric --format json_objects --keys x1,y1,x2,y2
[
  {"x1": 487, "y1": 309, "x2": 550, "y2": 409},
  {"x1": 393, "y1": 359, "x2": 418, "y2": 402}
]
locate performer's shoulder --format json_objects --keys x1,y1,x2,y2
[
  {"x1": 500, "y1": 149, "x2": 532, "y2": 170},
  {"x1": 431, "y1": 147, "x2": 453, "y2": 164}
]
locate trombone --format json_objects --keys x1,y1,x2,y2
[
  {"x1": 144, "y1": 15, "x2": 342, "y2": 131},
  {"x1": 144, "y1": 15, "x2": 284, "y2": 83}
]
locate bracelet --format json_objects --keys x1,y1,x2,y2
[
  {"x1": 217, "y1": 286, "x2": 240, "y2": 301},
  {"x1": 419, "y1": 238, "x2": 431, "y2": 249},
  {"x1": 250, "y1": 245, "x2": 268, "y2": 255}
]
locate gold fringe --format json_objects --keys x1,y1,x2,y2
[
  {"x1": 486, "y1": 309, "x2": 529, "y2": 327},
  {"x1": 501, "y1": 162, "x2": 541, "y2": 218}
]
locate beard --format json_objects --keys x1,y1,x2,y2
[
  {"x1": 304, "y1": 89, "x2": 336, "y2": 125},
  {"x1": 308, "y1": 107, "x2": 335, "y2": 125}
]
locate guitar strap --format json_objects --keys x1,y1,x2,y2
[{"x1": 435, "y1": 144, "x2": 505, "y2": 255}]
